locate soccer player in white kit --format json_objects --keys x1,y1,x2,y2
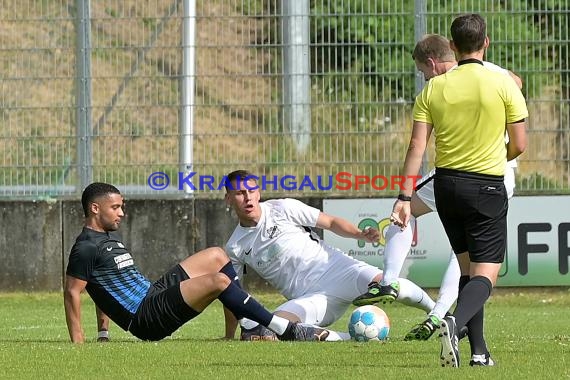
[
  {"x1": 223, "y1": 170, "x2": 437, "y2": 341},
  {"x1": 353, "y1": 34, "x2": 522, "y2": 366}
]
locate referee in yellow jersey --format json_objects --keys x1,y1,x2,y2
[{"x1": 390, "y1": 14, "x2": 528, "y2": 367}]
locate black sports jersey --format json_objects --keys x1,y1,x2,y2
[{"x1": 66, "y1": 227, "x2": 151, "y2": 331}]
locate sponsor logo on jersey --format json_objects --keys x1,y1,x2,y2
[
  {"x1": 114, "y1": 253, "x2": 134, "y2": 269},
  {"x1": 265, "y1": 225, "x2": 280, "y2": 239}
]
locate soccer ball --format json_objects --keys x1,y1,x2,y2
[{"x1": 348, "y1": 305, "x2": 390, "y2": 341}]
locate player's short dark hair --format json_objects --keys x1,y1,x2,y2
[
  {"x1": 450, "y1": 13, "x2": 486, "y2": 54},
  {"x1": 412, "y1": 34, "x2": 456, "y2": 63},
  {"x1": 81, "y1": 182, "x2": 121, "y2": 217},
  {"x1": 225, "y1": 170, "x2": 257, "y2": 192}
]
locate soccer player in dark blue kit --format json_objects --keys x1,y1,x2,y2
[{"x1": 64, "y1": 182, "x2": 328, "y2": 343}]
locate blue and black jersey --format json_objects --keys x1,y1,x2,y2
[{"x1": 66, "y1": 227, "x2": 151, "y2": 331}]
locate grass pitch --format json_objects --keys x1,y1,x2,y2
[{"x1": 1, "y1": 289, "x2": 568, "y2": 379}]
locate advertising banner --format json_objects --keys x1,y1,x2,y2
[{"x1": 323, "y1": 196, "x2": 570, "y2": 287}]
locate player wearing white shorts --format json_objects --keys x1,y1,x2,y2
[
  {"x1": 223, "y1": 170, "x2": 437, "y2": 341},
  {"x1": 353, "y1": 34, "x2": 522, "y2": 365}
]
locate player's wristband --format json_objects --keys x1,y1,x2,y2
[
  {"x1": 397, "y1": 194, "x2": 412, "y2": 202},
  {"x1": 97, "y1": 330, "x2": 109, "y2": 339}
]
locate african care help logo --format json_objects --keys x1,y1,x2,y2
[
  {"x1": 347, "y1": 216, "x2": 426, "y2": 262},
  {"x1": 356, "y1": 217, "x2": 418, "y2": 248},
  {"x1": 323, "y1": 199, "x2": 436, "y2": 269}
]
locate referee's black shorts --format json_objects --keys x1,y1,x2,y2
[
  {"x1": 434, "y1": 168, "x2": 508, "y2": 264},
  {"x1": 129, "y1": 264, "x2": 199, "y2": 341}
]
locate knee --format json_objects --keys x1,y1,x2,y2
[
  {"x1": 212, "y1": 272, "x2": 231, "y2": 292},
  {"x1": 209, "y1": 247, "x2": 230, "y2": 266},
  {"x1": 196, "y1": 273, "x2": 231, "y2": 296}
]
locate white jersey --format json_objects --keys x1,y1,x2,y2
[{"x1": 225, "y1": 198, "x2": 355, "y2": 300}]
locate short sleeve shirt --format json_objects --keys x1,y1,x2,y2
[
  {"x1": 66, "y1": 227, "x2": 151, "y2": 330},
  {"x1": 413, "y1": 62, "x2": 528, "y2": 176},
  {"x1": 225, "y1": 199, "x2": 334, "y2": 300}
]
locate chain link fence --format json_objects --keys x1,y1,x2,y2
[{"x1": 0, "y1": 0, "x2": 568, "y2": 198}]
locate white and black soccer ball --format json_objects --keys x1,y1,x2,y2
[{"x1": 348, "y1": 305, "x2": 390, "y2": 342}]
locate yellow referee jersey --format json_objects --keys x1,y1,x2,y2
[{"x1": 413, "y1": 61, "x2": 528, "y2": 176}]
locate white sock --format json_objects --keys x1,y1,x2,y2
[
  {"x1": 381, "y1": 218, "x2": 415, "y2": 285},
  {"x1": 430, "y1": 251, "x2": 460, "y2": 320},
  {"x1": 295, "y1": 324, "x2": 348, "y2": 341},
  {"x1": 325, "y1": 330, "x2": 351, "y2": 341},
  {"x1": 268, "y1": 316, "x2": 290, "y2": 335},
  {"x1": 239, "y1": 318, "x2": 259, "y2": 330},
  {"x1": 396, "y1": 277, "x2": 435, "y2": 313}
]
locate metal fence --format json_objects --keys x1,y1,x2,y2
[{"x1": 0, "y1": 0, "x2": 568, "y2": 198}]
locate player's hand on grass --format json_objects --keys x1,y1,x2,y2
[{"x1": 70, "y1": 330, "x2": 85, "y2": 344}]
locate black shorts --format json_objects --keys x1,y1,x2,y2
[
  {"x1": 129, "y1": 264, "x2": 199, "y2": 341},
  {"x1": 434, "y1": 168, "x2": 508, "y2": 264}
]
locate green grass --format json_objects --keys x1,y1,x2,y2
[{"x1": 1, "y1": 289, "x2": 569, "y2": 379}]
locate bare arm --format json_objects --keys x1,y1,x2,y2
[
  {"x1": 404, "y1": 121, "x2": 432, "y2": 193},
  {"x1": 96, "y1": 306, "x2": 110, "y2": 342},
  {"x1": 506, "y1": 120, "x2": 527, "y2": 160},
  {"x1": 96, "y1": 306, "x2": 109, "y2": 331},
  {"x1": 391, "y1": 120, "x2": 432, "y2": 228},
  {"x1": 508, "y1": 70, "x2": 523, "y2": 90},
  {"x1": 223, "y1": 306, "x2": 239, "y2": 340},
  {"x1": 316, "y1": 212, "x2": 379, "y2": 243},
  {"x1": 64, "y1": 275, "x2": 88, "y2": 343}
]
